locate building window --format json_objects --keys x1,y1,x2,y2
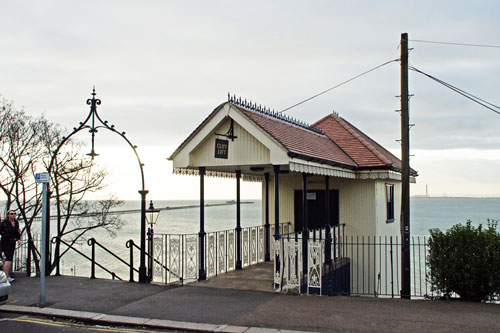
[{"x1": 386, "y1": 184, "x2": 394, "y2": 223}]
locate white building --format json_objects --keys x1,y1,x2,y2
[{"x1": 169, "y1": 97, "x2": 417, "y2": 295}]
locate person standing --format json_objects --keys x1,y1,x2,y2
[{"x1": 0, "y1": 210, "x2": 21, "y2": 282}]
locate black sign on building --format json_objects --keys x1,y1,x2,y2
[{"x1": 215, "y1": 138, "x2": 229, "y2": 159}]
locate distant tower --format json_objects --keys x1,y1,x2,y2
[{"x1": 425, "y1": 185, "x2": 429, "y2": 197}]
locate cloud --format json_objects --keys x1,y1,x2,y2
[{"x1": 1, "y1": 0, "x2": 499, "y2": 198}]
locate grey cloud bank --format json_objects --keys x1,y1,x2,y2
[{"x1": 1, "y1": 1, "x2": 499, "y2": 198}]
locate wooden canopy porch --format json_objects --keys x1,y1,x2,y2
[{"x1": 167, "y1": 96, "x2": 416, "y2": 288}]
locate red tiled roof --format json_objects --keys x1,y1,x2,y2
[
  {"x1": 171, "y1": 101, "x2": 416, "y2": 175},
  {"x1": 313, "y1": 113, "x2": 410, "y2": 173},
  {"x1": 235, "y1": 106, "x2": 357, "y2": 168}
]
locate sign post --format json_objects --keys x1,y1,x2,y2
[{"x1": 36, "y1": 172, "x2": 50, "y2": 306}]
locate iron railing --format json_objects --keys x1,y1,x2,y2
[
  {"x1": 52, "y1": 237, "x2": 122, "y2": 280},
  {"x1": 276, "y1": 232, "x2": 432, "y2": 298},
  {"x1": 153, "y1": 222, "x2": 291, "y2": 284}
]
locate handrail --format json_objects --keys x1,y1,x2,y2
[
  {"x1": 126, "y1": 239, "x2": 135, "y2": 282},
  {"x1": 128, "y1": 240, "x2": 183, "y2": 282},
  {"x1": 155, "y1": 222, "x2": 292, "y2": 237},
  {"x1": 88, "y1": 238, "x2": 139, "y2": 275},
  {"x1": 51, "y1": 237, "x2": 123, "y2": 281}
]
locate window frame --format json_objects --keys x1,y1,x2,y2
[{"x1": 385, "y1": 183, "x2": 395, "y2": 223}]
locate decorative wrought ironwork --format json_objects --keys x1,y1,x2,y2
[
  {"x1": 258, "y1": 227, "x2": 265, "y2": 262},
  {"x1": 270, "y1": 225, "x2": 275, "y2": 253},
  {"x1": 215, "y1": 118, "x2": 237, "y2": 141},
  {"x1": 148, "y1": 223, "x2": 290, "y2": 286},
  {"x1": 227, "y1": 93, "x2": 323, "y2": 135},
  {"x1": 218, "y1": 232, "x2": 226, "y2": 274},
  {"x1": 153, "y1": 236, "x2": 163, "y2": 281},
  {"x1": 207, "y1": 234, "x2": 216, "y2": 277},
  {"x1": 228, "y1": 230, "x2": 235, "y2": 271},
  {"x1": 47, "y1": 88, "x2": 149, "y2": 283},
  {"x1": 185, "y1": 236, "x2": 198, "y2": 280},
  {"x1": 168, "y1": 236, "x2": 181, "y2": 283},
  {"x1": 307, "y1": 240, "x2": 323, "y2": 293},
  {"x1": 274, "y1": 239, "x2": 282, "y2": 288},
  {"x1": 284, "y1": 239, "x2": 302, "y2": 289},
  {"x1": 243, "y1": 229, "x2": 249, "y2": 267},
  {"x1": 172, "y1": 167, "x2": 263, "y2": 182},
  {"x1": 250, "y1": 228, "x2": 257, "y2": 264}
]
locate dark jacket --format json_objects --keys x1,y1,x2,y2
[{"x1": 0, "y1": 219, "x2": 20, "y2": 245}]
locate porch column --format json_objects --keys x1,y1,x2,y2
[
  {"x1": 302, "y1": 173, "x2": 309, "y2": 275},
  {"x1": 198, "y1": 167, "x2": 206, "y2": 281},
  {"x1": 273, "y1": 165, "x2": 280, "y2": 241},
  {"x1": 236, "y1": 170, "x2": 242, "y2": 270},
  {"x1": 324, "y1": 176, "x2": 332, "y2": 264},
  {"x1": 264, "y1": 172, "x2": 270, "y2": 261}
]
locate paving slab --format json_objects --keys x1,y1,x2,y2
[{"x1": 109, "y1": 285, "x2": 276, "y2": 325}]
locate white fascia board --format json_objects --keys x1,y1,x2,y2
[
  {"x1": 172, "y1": 103, "x2": 289, "y2": 168},
  {"x1": 171, "y1": 107, "x2": 227, "y2": 168},
  {"x1": 227, "y1": 105, "x2": 289, "y2": 164},
  {"x1": 289, "y1": 159, "x2": 356, "y2": 178},
  {"x1": 356, "y1": 170, "x2": 406, "y2": 181}
]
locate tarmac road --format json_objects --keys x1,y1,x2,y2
[
  {"x1": 1, "y1": 267, "x2": 500, "y2": 332},
  {"x1": 0, "y1": 312, "x2": 180, "y2": 332}
]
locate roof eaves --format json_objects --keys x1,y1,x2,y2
[
  {"x1": 168, "y1": 102, "x2": 226, "y2": 160},
  {"x1": 357, "y1": 165, "x2": 418, "y2": 176},
  {"x1": 287, "y1": 152, "x2": 357, "y2": 170}
]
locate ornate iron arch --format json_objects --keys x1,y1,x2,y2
[{"x1": 47, "y1": 88, "x2": 149, "y2": 283}]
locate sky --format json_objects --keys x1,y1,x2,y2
[{"x1": 1, "y1": 1, "x2": 499, "y2": 200}]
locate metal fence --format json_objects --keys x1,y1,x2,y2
[
  {"x1": 152, "y1": 223, "x2": 291, "y2": 284},
  {"x1": 11, "y1": 226, "x2": 433, "y2": 299},
  {"x1": 11, "y1": 232, "x2": 44, "y2": 275},
  {"x1": 276, "y1": 232, "x2": 432, "y2": 298}
]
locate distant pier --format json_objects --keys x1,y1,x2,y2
[
  {"x1": 162, "y1": 200, "x2": 254, "y2": 212},
  {"x1": 27, "y1": 201, "x2": 255, "y2": 221}
]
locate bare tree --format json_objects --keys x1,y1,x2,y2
[
  {"x1": 0, "y1": 98, "x2": 47, "y2": 273},
  {"x1": 0, "y1": 97, "x2": 124, "y2": 275}
]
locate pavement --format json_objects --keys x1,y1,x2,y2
[{"x1": 1, "y1": 263, "x2": 500, "y2": 332}]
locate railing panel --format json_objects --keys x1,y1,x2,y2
[
  {"x1": 228, "y1": 230, "x2": 235, "y2": 271},
  {"x1": 272, "y1": 228, "x2": 434, "y2": 299},
  {"x1": 273, "y1": 239, "x2": 281, "y2": 288},
  {"x1": 258, "y1": 226, "x2": 265, "y2": 263},
  {"x1": 168, "y1": 236, "x2": 181, "y2": 283},
  {"x1": 242, "y1": 228, "x2": 249, "y2": 267},
  {"x1": 184, "y1": 235, "x2": 198, "y2": 281},
  {"x1": 153, "y1": 235, "x2": 164, "y2": 282},
  {"x1": 207, "y1": 233, "x2": 216, "y2": 277},
  {"x1": 250, "y1": 227, "x2": 257, "y2": 264},
  {"x1": 283, "y1": 238, "x2": 302, "y2": 291},
  {"x1": 218, "y1": 231, "x2": 226, "y2": 274},
  {"x1": 307, "y1": 239, "x2": 323, "y2": 294}
]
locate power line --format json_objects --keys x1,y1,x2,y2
[
  {"x1": 410, "y1": 39, "x2": 500, "y2": 49},
  {"x1": 279, "y1": 58, "x2": 400, "y2": 114},
  {"x1": 409, "y1": 66, "x2": 500, "y2": 115}
]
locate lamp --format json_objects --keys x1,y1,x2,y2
[
  {"x1": 145, "y1": 201, "x2": 160, "y2": 225},
  {"x1": 146, "y1": 200, "x2": 160, "y2": 283}
]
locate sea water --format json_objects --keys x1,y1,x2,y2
[{"x1": 14, "y1": 197, "x2": 500, "y2": 278}]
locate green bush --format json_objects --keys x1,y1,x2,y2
[{"x1": 427, "y1": 219, "x2": 500, "y2": 302}]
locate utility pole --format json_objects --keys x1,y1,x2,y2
[{"x1": 400, "y1": 32, "x2": 411, "y2": 299}]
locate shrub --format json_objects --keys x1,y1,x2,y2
[{"x1": 427, "y1": 219, "x2": 500, "y2": 302}]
